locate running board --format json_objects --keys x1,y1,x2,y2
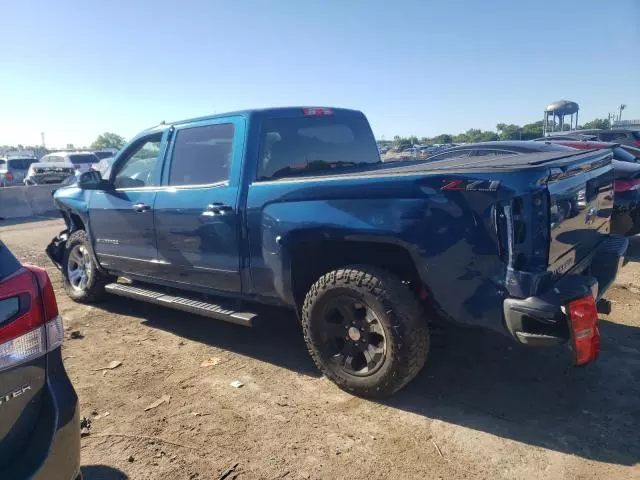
[{"x1": 104, "y1": 283, "x2": 258, "y2": 327}]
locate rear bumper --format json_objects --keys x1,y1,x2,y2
[{"x1": 503, "y1": 234, "x2": 628, "y2": 347}]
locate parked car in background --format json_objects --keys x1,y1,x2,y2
[
  {"x1": 47, "y1": 107, "x2": 625, "y2": 397},
  {"x1": 24, "y1": 162, "x2": 76, "y2": 186},
  {"x1": 0, "y1": 157, "x2": 38, "y2": 187},
  {"x1": 546, "y1": 140, "x2": 640, "y2": 236},
  {"x1": 426, "y1": 140, "x2": 575, "y2": 162},
  {"x1": 40, "y1": 151, "x2": 100, "y2": 174},
  {"x1": 579, "y1": 129, "x2": 640, "y2": 147},
  {"x1": 0, "y1": 241, "x2": 80, "y2": 479}
]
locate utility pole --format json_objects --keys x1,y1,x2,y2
[{"x1": 41, "y1": 132, "x2": 46, "y2": 148}]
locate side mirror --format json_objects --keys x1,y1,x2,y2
[{"x1": 78, "y1": 170, "x2": 111, "y2": 190}]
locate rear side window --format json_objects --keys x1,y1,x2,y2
[
  {"x1": 0, "y1": 242, "x2": 21, "y2": 282},
  {"x1": 257, "y1": 116, "x2": 380, "y2": 179},
  {"x1": 8, "y1": 159, "x2": 36, "y2": 169},
  {"x1": 169, "y1": 123, "x2": 234, "y2": 186},
  {"x1": 69, "y1": 154, "x2": 98, "y2": 164}
]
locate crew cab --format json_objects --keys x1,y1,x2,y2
[{"x1": 46, "y1": 107, "x2": 627, "y2": 397}]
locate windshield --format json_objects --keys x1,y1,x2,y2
[
  {"x1": 8, "y1": 158, "x2": 36, "y2": 170},
  {"x1": 258, "y1": 115, "x2": 380, "y2": 179},
  {"x1": 69, "y1": 153, "x2": 99, "y2": 164}
]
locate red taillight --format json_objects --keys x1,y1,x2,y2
[
  {"x1": 303, "y1": 107, "x2": 334, "y2": 116},
  {"x1": 614, "y1": 178, "x2": 640, "y2": 192},
  {"x1": 0, "y1": 267, "x2": 63, "y2": 371},
  {"x1": 26, "y1": 265, "x2": 59, "y2": 322},
  {"x1": 567, "y1": 296, "x2": 599, "y2": 366},
  {"x1": 634, "y1": 140, "x2": 640, "y2": 147},
  {"x1": 5, "y1": 170, "x2": 14, "y2": 182}
]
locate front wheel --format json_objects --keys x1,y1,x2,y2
[
  {"x1": 302, "y1": 265, "x2": 429, "y2": 398},
  {"x1": 62, "y1": 231, "x2": 110, "y2": 303}
]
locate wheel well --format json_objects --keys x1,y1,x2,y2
[
  {"x1": 68, "y1": 213, "x2": 85, "y2": 232},
  {"x1": 290, "y1": 240, "x2": 422, "y2": 306}
]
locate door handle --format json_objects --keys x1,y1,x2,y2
[
  {"x1": 203, "y1": 203, "x2": 233, "y2": 216},
  {"x1": 133, "y1": 203, "x2": 151, "y2": 212}
]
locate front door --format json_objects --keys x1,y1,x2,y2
[
  {"x1": 154, "y1": 117, "x2": 244, "y2": 293},
  {"x1": 89, "y1": 131, "x2": 167, "y2": 276}
]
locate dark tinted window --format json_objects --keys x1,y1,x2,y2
[
  {"x1": 258, "y1": 116, "x2": 379, "y2": 179},
  {"x1": 169, "y1": 123, "x2": 234, "y2": 186},
  {"x1": 632, "y1": 131, "x2": 640, "y2": 140},
  {"x1": 428, "y1": 149, "x2": 472, "y2": 161},
  {"x1": 0, "y1": 242, "x2": 21, "y2": 282},
  {"x1": 69, "y1": 154, "x2": 99, "y2": 164},
  {"x1": 7, "y1": 158, "x2": 36, "y2": 169},
  {"x1": 613, "y1": 147, "x2": 638, "y2": 163}
]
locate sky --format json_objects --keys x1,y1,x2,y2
[{"x1": 1, "y1": 0, "x2": 639, "y2": 148}]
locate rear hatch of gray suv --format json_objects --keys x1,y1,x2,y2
[{"x1": 0, "y1": 242, "x2": 65, "y2": 475}]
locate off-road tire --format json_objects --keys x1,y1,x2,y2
[
  {"x1": 302, "y1": 265, "x2": 429, "y2": 398},
  {"x1": 62, "y1": 230, "x2": 110, "y2": 303}
]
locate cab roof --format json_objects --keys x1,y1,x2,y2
[{"x1": 143, "y1": 106, "x2": 365, "y2": 133}]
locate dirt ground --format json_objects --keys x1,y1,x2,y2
[{"x1": 2, "y1": 217, "x2": 640, "y2": 480}]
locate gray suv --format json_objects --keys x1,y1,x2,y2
[
  {"x1": 580, "y1": 129, "x2": 640, "y2": 147},
  {"x1": 0, "y1": 241, "x2": 80, "y2": 479},
  {"x1": 0, "y1": 157, "x2": 38, "y2": 187}
]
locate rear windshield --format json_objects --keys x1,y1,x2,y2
[
  {"x1": 0, "y1": 242, "x2": 21, "y2": 282},
  {"x1": 633, "y1": 131, "x2": 640, "y2": 140},
  {"x1": 257, "y1": 115, "x2": 380, "y2": 179},
  {"x1": 8, "y1": 158, "x2": 36, "y2": 169},
  {"x1": 69, "y1": 154, "x2": 99, "y2": 164},
  {"x1": 613, "y1": 147, "x2": 638, "y2": 163}
]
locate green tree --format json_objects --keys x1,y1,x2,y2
[
  {"x1": 582, "y1": 118, "x2": 610, "y2": 130},
  {"x1": 496, "y1": 123, "x2": 521, "y2": 140},
  {"x1": 91, "y1": 132, "x2": 126, "y2": 150},
  {"x1": 432, "y1": 134, "x2": 453, "y2": 144}
]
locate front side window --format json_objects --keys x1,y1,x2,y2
[
  {"x1": 257, "y1": 115, "x2": 380, "y2": 180},
  {"x1": 169, "y1": 123, "x2": 234, "y2": 186},
  {"x1": 113, "y1": 134, "x2": 162, "y2": 189}
]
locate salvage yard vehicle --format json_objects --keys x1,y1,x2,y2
[
  {"x1": 46, "y1": 107, "x2": 627, "y2": 397},
  {"x1": 24, "y1": 161, "x2": 76, "y2": 185},
  {"x1": 0, "y1": 156, "x2": 38, "y2": 187},
  {"x1": 0, "y1": 241, "x2": 80, "y2": 479},
  {"x1": 40, "y1": 151, "x2": 100, "y2": 174}
]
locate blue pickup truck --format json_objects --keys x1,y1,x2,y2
[{"x1": 46, "y1": 107, "x2": 627, "y2": 397}]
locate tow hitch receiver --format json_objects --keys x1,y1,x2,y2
[{"x1": 567, "y1": 295, "x2": 600, "y2": 366}]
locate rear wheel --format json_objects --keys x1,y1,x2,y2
[
  {"x1": 302, "y1": 265, "x2": 429, "y2": 397},
  {"x1": 62, "y1": 231, "x2": 110, "y2": 303}
]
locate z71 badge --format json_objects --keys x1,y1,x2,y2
[{"x1": 441, "y1": 179, "x2": 500, "y2": 192}]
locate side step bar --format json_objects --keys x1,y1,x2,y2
[{"x1": 104, "y1": 283, "x2": 258, "y2": 327}]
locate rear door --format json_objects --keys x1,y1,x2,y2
[
  {"x1": 88, "y1": 131, "x2": 168, "y2": 276},
  {"x1": 153, "y1": 117, "x2": 244, "y2": 292},
  {"x1": 0, "y1": 243, "x2": 46, "y2": 470}
]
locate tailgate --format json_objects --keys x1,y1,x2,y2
[{"x1": 547, "y1": 150, "x2": 614, "y2": 274}]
